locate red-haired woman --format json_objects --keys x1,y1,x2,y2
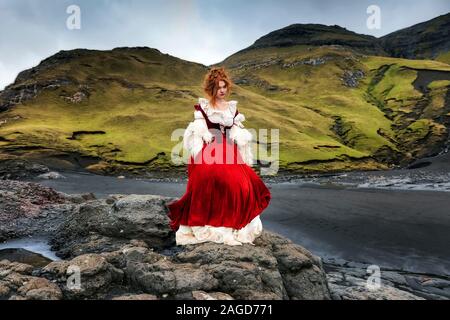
[{"x1": 167, "y1": 67, "x2": 271, "y2": 246}]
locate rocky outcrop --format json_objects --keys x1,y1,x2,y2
[
  {"x1": 29, "y1": 231, "x2": 330, "y2": 300},
  {"x1": 1, "y1": 177, "x2": 444, "y2": 300},
  {"x1": 341, "y1": 69, "x2": 365, "y2": 88},
  {"x1": 0, "y1": 179, "x2": 332, "y2": 300},
  {"x1": 0, "y1": 156, "x2": 50, "y2": 180},
  {"x1": 0, "y1": 260, "x2": 63, "y2": 300},
  {"x1": 49, "y1": 194, "x2": 176, "y2": 257},
  {"x1": 325, "y1": 260, "x2": 450, "y2": 300},
  {"x1": 0, "y1": 179, "x2": 74, "y2": 242}
]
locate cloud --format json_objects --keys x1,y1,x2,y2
[{"x1": 0, "y1": 0, "x2": 449, "y2": 90}]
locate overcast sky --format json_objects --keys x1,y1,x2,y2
[{"x1": 0, "y1": 0, "x2": 449, "y2": 90}]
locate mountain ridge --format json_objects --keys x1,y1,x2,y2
[{"x1": 0, "y1": 13, "x2": 450, "y2": 176}]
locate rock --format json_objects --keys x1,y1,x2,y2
[
  {"x1": 39, "y1": 253, "x2": 123, "y2": 299},
  {"x1": 282, "y1": 56, "x2": 330, "y2": 68},
  {"x1": 0, "y1": 283, "x2": 10, "y2": 296},
  {"x1": 0, "y1": 259, "x2": 34, "y2": 275},
  {"x1": 341, "y1": 69, "x2": 365, "y2": 87},
  {"x1": 111, "y1": 293, "x2": 158, "y2": 300},
  {"x1": 327, "y1": 271, "x2": 425, "y2": 300},
  {"x1": 120, "y1": 246, "x2": 217, "y2": 296},
  {"x1": 0, "y1": 259, "x2": 62, "y2": 300},
  {"x1": 133, "y1": 231, "x2": 331, "y2": 300},
  {"x1": 17, "y1": 277, "x2": 62, "y2": 300},
  {"x1": 63, "y1": 192, "x2": 97, "y2": 204},
  {"x1": 0, "y1": 158, "x2": 50, "y2": 180},
  {"x1": 0, "y1": 181, "x2": 333, "y2": 300},
  {"x1": 49, "y1": 194, "x2": 175, "y2": 257},
  {"x1": 0, "y1": 248, "x2": 52, "y2": 268},
  {"x1": 63, "y1": 89, "x2": 89, "y2": 104},
  {"x1": 324, "y1": 260, "x2": 450, "y2": 300},
  {"x1": 0, "y1": 180, "x2": 73, "y2": 241},
  {"x1": 191, "y1": 290, "x2": 234, "y2": 300},
  {"x1": 40, "y1": 230, "x2": 330, "y2": 300},
  {"x1": 36, "y1": 171, "x2": 66, "y2": 180}
]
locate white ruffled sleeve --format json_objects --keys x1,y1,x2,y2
[
  {"x1": 233, "y1": 113, "x2": 246, "y2": 128},
  {"x1": 229, "y1": 111, "x2": 254, "y2": 167},
  {"x1": 183, "y1": 110, "x2": 213, "y2": 159}
]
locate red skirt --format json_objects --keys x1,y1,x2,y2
[{"x1": 167, "y1": 133, "x2": 271, "y2": 232}]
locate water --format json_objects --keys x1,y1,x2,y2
[{"x1": 0, "y1": 237, "x2": 60, "y2": 267}]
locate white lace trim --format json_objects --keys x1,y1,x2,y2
[
  {"x1": 198, "y1": 97, "x2": 238, "y2": 127},
  {"x1": 175, "y1": 215, "x2": 263, "y2": 246}
]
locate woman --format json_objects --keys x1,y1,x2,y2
[{"x1": 167, "y1": 67, "x2": 271, "y2": 246}]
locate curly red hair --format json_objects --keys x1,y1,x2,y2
[{"x1": 202, "y1": 67, "x2": 233, "y2": 108}]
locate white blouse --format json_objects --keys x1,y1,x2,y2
[
  {"x1": 183, "y1": 97, "x2": 254, "y2": 166},
  {"x1": 196, "y1": 97, "x2": 245, "y2": 128}
]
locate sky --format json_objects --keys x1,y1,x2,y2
[{"x1": 0, "y1": 0, "x2": 449, "y2": 90}]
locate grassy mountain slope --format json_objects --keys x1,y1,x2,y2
[
  {"x1": 1, "y1": 20, "x2": 450, "y2": 176},
  {"x1": 216, "y1": 44, "x2": 450, "y2": 173},
  {"x1": 0, "y1": 47, "x2": 209, "y2": 174}
]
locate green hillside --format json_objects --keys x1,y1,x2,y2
[
  {"x1": 1, "y1": 27, "x2": 450, "y2": 176},
  {"x1": 0, "y1": 48, "x2": 210, "y2": 175},
  {"x1": 216, "y1": 45, "x2": 450, "y2": 173}
]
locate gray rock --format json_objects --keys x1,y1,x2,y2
[
  {"x1": 36, "y1": 171, "x2": 66, "y2": 180},
  {"x1": 324, "y1": 261, "x2": 450, "y2": 300},
  {"x1": 0, "y1": 158, "x2": 50, "y2": 180},
  {"x1": 0, "y1": 180, "x2": 73, "y2": 241},
  {"x1": 0, "y1": 259, "x2": 63, "y2": 300},
  {"x1": 49, "y1": 194, "x2": 175, "y2": 257},
  {"x1": 39, "y1": 253, "x2": 123, "y2": 299},
  {"x1": 111, "y1": 293, "x2": 158, "y2": 300},
  {"x1": 341, "y1": 69, "x2": 365, "y2": 87},
  {"x1": 327, "y1": 270, "x2": 424, "y2": 300}
]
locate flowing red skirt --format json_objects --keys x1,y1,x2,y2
[{"x1": 167, "y1": 133, "x2": 271, "y2": 232}]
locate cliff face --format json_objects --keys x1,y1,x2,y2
[{"x1": 380, "y1": 12, "x2": 450, "y2": 62}]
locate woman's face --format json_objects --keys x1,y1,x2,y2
[{"x1": 216, "y1": 80, "x2": 227, "y2": 99}]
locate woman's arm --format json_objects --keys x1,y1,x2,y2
[
  {"x1": 183, "y1": 110, "x2": 213, "y2": 159},
  {"x1": 229, "y1": 113, "x2": 254, "y2": 166}
]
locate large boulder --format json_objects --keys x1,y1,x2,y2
[
  {"x1": 94, "y1": 233, "x2": 328, "y2": 300},
  {"x1": 0, "y1": 260, "x2": 63, "y2": 300},
  {"x1": 325, "y1": 260, "x2": 449, "y2": 300},
  {"x1": 0, "y1": 179, "x2": 90, "y2": 242},
  {"x1": 37, "y1": 232, "x2": 331, "y2": 300},
  {"x1": 38, "y1": 254, "x2": 124, "y2": 299},
  {"x1": 49, "y1": 194, "x2": 176, "y2": 257}
]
